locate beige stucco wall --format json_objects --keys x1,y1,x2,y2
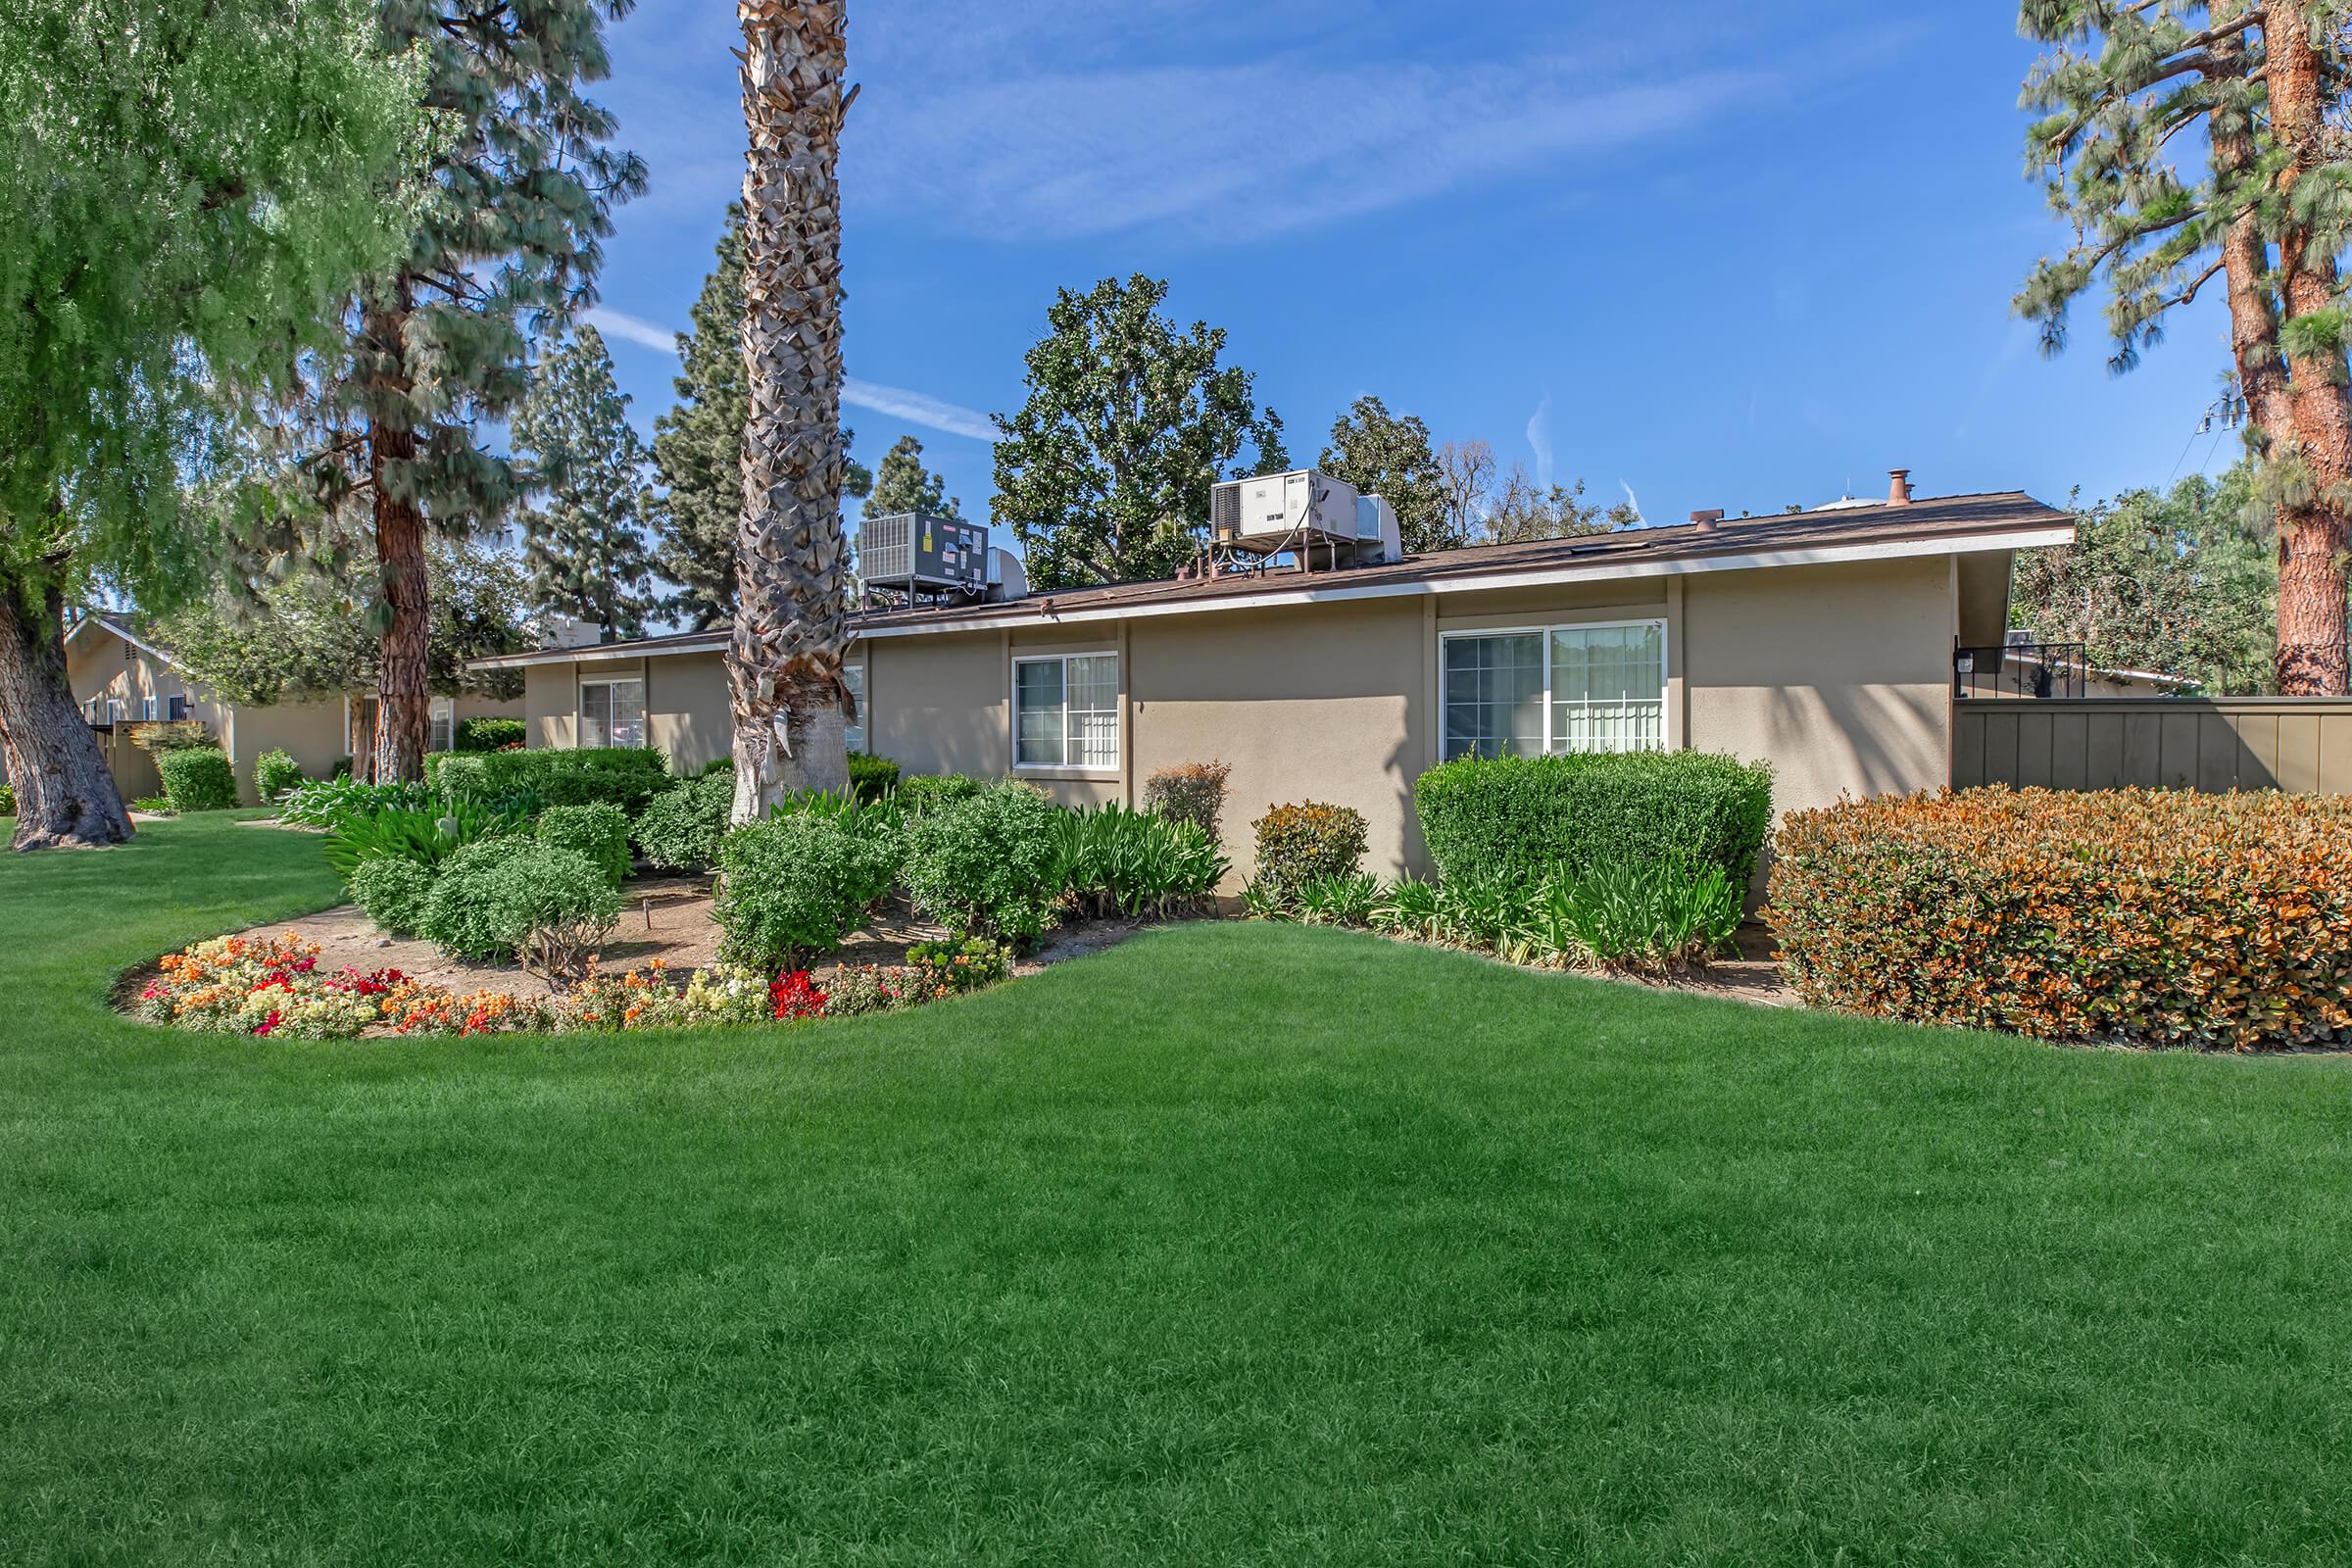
[
  {"x1": 224, "y1": 699, "x2": 347, "y2": 802},
  {"x1": 869, "y1": 630, "x2": 1011, "y2": 781},
  {"x1": 1131, "y1": 598, "x2": 1429, "y2": 882},
  {"x1": 1682, "y1": 556, "x2": 1954, "y2": 816},
  {"x1": 648, "y1": 653, "x2": 732, "y2": 773}
]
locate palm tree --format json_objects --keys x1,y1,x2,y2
[{"x1": 727, "y1": 0, "x2": 857, "y2": 821}]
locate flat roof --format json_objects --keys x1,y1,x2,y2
[{"x1": 470, "y1": 490, "x2": 2074, "y2": 669}]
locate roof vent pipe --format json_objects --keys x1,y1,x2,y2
[
  {"x1": 1688, "y1": 509, "x2": 1724, "y2": 531},
  {"x1": 1888, "y1": 468, "x2": 1913, "y2": 506}
]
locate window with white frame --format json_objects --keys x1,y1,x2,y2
[
  {"x1": 1013, "y1": 652, "x2": 1118, "y2": 770},
  {"x1": 842, "y1": 662, "x2": 865, "y2": 755},
  {"x1": 428, "y1": 696, "x2": 456, "y2": 754},
  {"x1": 579, "y1": 677, "x2": 646, "y2": 750},
  {"x1": 1443, "y1": 620, "x2": 1665, "y2": 760},
  {"x1": 139, "y1": 696, "x2": 157, "y2": 721}
]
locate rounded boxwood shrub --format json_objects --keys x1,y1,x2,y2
[
  {"x1": 537, "y1": 802, "x2": 631, "y2": 889},
  {"x1": 254, "y1": 748, "x2": 304, "y2": 802},
  {"x1": 1414, "y1": 752, "x2": 1773, "y2": 890},
  {"x1": 901, "y1": 782, "x2": 1063, "y2": 947},
  {"x1": 1251, "y1": 800, "x2": 1368, "y2": 901},
  {"x1": 428, "y1": 747, "x2": 670, "y2": 814},
  {"x1": 350, "y1": 857, "x2": 434, "y2": 938},
  {"x1": 634, "y1": 771, "x2": 734, "y2": 871},
  {"x1": 894, "y1": 772, "x2": 982, "y2": 814},
  {"x1": 713, "y1": 811, "x2": 902, "y2": 970},
  {"x1": 1769, "y1": 787, "x2": 2352, "y2": 1051},
  {"x1": 847, "y1": 751, "x2": 901, "y2": 803},
  {"x1": 419, "y1": 836, "x2": 538, "y2": 960},
  {"x1": 157, "y1": 747, "x2": 240, "y2": 812}
]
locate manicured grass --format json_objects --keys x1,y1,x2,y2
[{"x1": 5, "y1": 815, "x2": 2352, "y2": 1564}]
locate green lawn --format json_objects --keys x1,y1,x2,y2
[{"x1": 5, "y1": 815, "x2": 2352, "y2": 1565}]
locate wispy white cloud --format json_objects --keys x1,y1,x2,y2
[
  {"x1": 842, "y1": 379, "x2": 997, "y2": 443},
  {"x1": 1525, "y1": 394, "x2": 1555, "y2": 491},
  {"x1": 1618, "y1": 480, "x2": 1644, "y2": 523},
  {"x1": 585, "y1": 306, "x2": 683, "y2": 355},
  {"x1": 586, "y1": 306, "x2": 996, "y2": 444}
]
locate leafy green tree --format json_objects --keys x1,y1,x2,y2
[
  {"x1": 155, "y1": 538, "x2": 532, "y2": 707},
  {"x1": 284, "y1": 0, "x2": 646, "y2": 780},
  {"x1": 2015, "y1": 0, "x2": 2352, "y2": 693},
  {"x1": 993, "y1": 273, "x2": 1288, "y2": 588},
  {"x1": 863, "y1": 436, "x2": 961, "y2": 519},
  {"x1": 512, "y1": 324, "x2": 656, "y2": 642},
  {"x1": 1477, "y1": 467, "x2": 1640, "y2": 545},
  {"x1": 651, "y1": 202, "x2": 869, "y2": 630},
  {"x1": 1318, "y1": 397, "x2": 1452, "y2": 553},
  {"x1": 0, "y1": 0, "x2": 419, "y2": 849},
  {"x1": 2011, "y1": 466, "x2": 2280, "y2": 695}
]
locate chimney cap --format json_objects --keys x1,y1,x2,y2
[
  {"x1": 1688, "y1": 509, "x2": 1725, "y2": 530},
  {"x1": 1887, "y1": 468, "x2": 1913, "y2": 505}
]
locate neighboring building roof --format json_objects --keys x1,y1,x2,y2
[
  {"x1": 66, "y1": 611, "x2": 188, "y2": 672},
  {"x1": 470, "y1": 490, "x2": 2075, "y2": 670}
]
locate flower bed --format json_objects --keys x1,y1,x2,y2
[
  {"x1": 1768, "y1": 787, "x2": 2352, "y2": 1051},
  {"x1": 133, "y1": 932, "x2": 1015, "y2": 1041}
]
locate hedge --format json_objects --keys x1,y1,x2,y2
[
  {"x1": 847, "y1": 751, "x2": 901, "y2": 803},
  {"x1": 1415, "y1": 752, "x2": 1774, "y2": 889},
  {"x1": 1767, "y1": 787, "x2": 2352, "y2": 1051},
  {"x1": 431, "y1": 747, "x2": 671, "y2": 814},
  {"x1": 454, "y1": 716, "x2": 527, "y2": 753},
  {"x1": 157, "y1": 747, "x2": 241, "y2": 812},
  {"x1": 538, "y1": 802, "x2": 632, "y2": 889}
]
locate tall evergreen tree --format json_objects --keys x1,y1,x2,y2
[
  {"x1": 513, "y1": 324, "x2": 656, "y2": 642},
  {"x1": 2016, "y1": 0, "x2": 2352, "y2": 693},
  {"x1": 0, "y1": 0, "x2": 418, "y2": 849},
  {"x1": 651, "y1": 202, "x2": 869, "y2": 630},
  {"x1": 729, "y1": 0, "x2": 857, "y2": 817},
  {"x1": 1318, "y1": 397, "x2": 1452, "y2": 553},
  {"x1": 863, "y1": 436, "x2": 961, "y2": 518},
  {"x1": 993, "y1": 273, "x2": 1288, "y2": 588},
  {"x1": 287, "y1": 0, "x2": 645, "y2": 780}
]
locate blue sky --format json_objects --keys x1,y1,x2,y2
[{"x1": 582, "y1": 0, "x2": 2243, "y2": 540}]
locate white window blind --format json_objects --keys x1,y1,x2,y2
[
  {"x1": 1443, "y1": 621, "x2": 1665, "y2": 760},
  {"x1": 1014, "y1": 652, "x2": 1118, "y2": 770},
  {"x1": 580, "y1": 678, "x2": 646, "y2": 750}
]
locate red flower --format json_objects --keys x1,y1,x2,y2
[
  {"x1": 769, "y1": 970, "x2": 828, "y2": 1020},
  {"x1": 253, "y1": 1010, "x2": 282, "y2": 1037}
]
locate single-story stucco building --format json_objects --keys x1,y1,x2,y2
[
  {"x1": 470, "y1": 484, "x2": 2074, "y2": 883},
  {"x1": 66, "y1": 612, "x2": 521, "y2": 804}
]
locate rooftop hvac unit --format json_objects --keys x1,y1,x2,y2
[
  {"x1": 1207, "y1": 469, "x2": 1403, "y2": 565},
  {"x1": 858, "y1": 513, "x2": 987, "y2": 595}
]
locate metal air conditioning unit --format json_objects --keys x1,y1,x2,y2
[
  {"x1": 1206, "y1": 469, "x2": 1403, "y2": 568},
  {"x1": 858, "y1": 513, "x2": 988, "y2": 596}
]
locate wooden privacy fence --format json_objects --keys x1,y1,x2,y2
[{"x1": 1953, "y1": 699, "x2": 2352, "y2": 794}]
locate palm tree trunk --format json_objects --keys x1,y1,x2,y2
[
  {"x1": 729, "y1": 0, "x2": 855, "y2": 821},
  {"x1": 2266, "y1": 0, "x2": 2352, "y2": 695},
  {"x1": 0, "y1": 574, "x2": 133, "y2": 851}
]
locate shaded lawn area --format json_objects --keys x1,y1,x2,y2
[{"x1": 4, "y1": 815, "x2": 2351, "y2": 1565}]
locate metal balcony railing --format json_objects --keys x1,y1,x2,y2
[{"x1": 1954, "y1": 641, "x2": 2088, "y2": 701}]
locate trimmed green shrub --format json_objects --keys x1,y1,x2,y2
[
  {"x1": 1414, "y1": 752, "x2": 1774, "y2": 890},
  {"x1": 157, "y1": 747, "x2": 240, "y2": 812},
  {"x1": 901, "y1": 782, "x2": 1063, "y2": 947},
  {"x1": 538, "y1": 802, "x2": 631, "y2": 889},
  {"x1": 0, "y1": 780, "x2": 16, "y2": 815},
  {"x1": 847, "y1": 751, "x2": 901, "y2": 803},
  {"x1": 254, "y1": 749, "x2": 304, "y2": 802},
  {"x1": 454, "y1": 715, "x2": 527, "y2": 753},
  {"x1": 493, "y1": 845, "x2": 622, "y2": 987},
  {"x1": 1251, "y1": 801, "x2": 1368, "y2": 900},
  {"x1": 712, "y1": 812, "x2": 902, "y2": 969},
  {"x1": 634, "y1": 771, "x2": 734, "y2": 871},
  {"x1": 894, "y1": 772, "x2": 982, "y2": 814},
  {"x1": 349, "y1": 857, "x2": 434, "y2": 938},
  {"x1": 1769, "y1": 787, "x2": 2352, "y2": 1051},
  {"x1": 1143, "y1": 760, "x2": 1231, "y2": 842},
  {"x1": 431, "y1": 747, "x2": 670, "y2": 814},
  {"x1": 419, "y1": 837, "x2": 540, "y2": 960}
]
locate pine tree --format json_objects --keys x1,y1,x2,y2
[
  {"x1": 652, "y1": 202, "x2": 870, "y2": 630},
  {"x1": 290, "y1": 0, "x2": 645, "y2": 780},
  {"x1": 863, "y1": 436, "x2": 961, "y2": 518},
  {"x1": 993, "y1": 273, "x2": 1288, "y2": 588},
  {"x1": 513, "y1": 324, "x2": 657, "y2": 642},
  {"x1": 729, "y1": 0, "x2": 857, "y2": 816},
  {"x1": 0, "y1": 0, "x2": 417, "y2": 848},
  {"x1": 2016, "y1": 0, "x2": 2352, "y2": 693},
  {"x1": 1318, "y1": 397, "x2": 1452, "y2": 553}
]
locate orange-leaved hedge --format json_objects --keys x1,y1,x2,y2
[{"x1": 1766, "y1": 787, "x2": 2352, "y2": 1051}]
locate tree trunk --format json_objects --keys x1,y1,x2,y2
[
  {"x1": 728, "y1": 0, "x2": 854, "y2": 819},
  {"x1": 366, "y1": 297, "x2": 434, "y2": 778},
  {"x1": 2266, "y1": 0, "x2": 2352, "y2": 695},
  {"x1": 0, "y1": 578, "x2": 133, "y2": 851}
]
